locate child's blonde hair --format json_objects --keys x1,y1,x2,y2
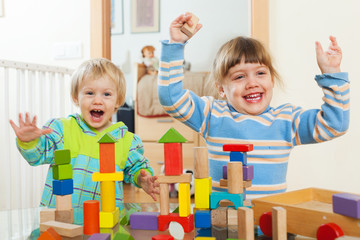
[
  {"x1": 211, "y1": 36, "x2": 282, "y2": 91},
  {"x1": 71, "y1": 58, "x2": 126, "y2": 107}
]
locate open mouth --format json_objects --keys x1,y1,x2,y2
[
  {"x1": 90, "y1": 110, "x2": 104, "y2": 120},
  {"x1": 244, "y1": 93, "x2": 263, "y2": 102}
]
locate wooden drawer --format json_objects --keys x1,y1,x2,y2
[
  {"x1": 135, "y1": 115, "x2": 196, "y2": 142},
  {"x1": 143, "y1": 142, "x2": 195, "y2": 176}
]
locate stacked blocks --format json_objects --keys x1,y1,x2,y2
[
  {"x1": 92, "y1": 132, "x2": 123, "y2": 228},
  {"x1": 157, "y1": 128, "x2": 194, "y2": 233},
  {"x1": 39, "y1": 149, "x2": 83, "y2": 238}
]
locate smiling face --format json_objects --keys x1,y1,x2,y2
[
  {"x1": 218, "y1": 58, "x2": 274, "y2": 115},
  {"x1": 73, "y1": 76, "x2": 118, "y2": 132}
]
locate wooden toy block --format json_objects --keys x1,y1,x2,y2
[
  {"x1": 158, "y1": 127, "x2": 187, "y2": 143},
  {"x1": 160, "y1": 183, "x2": 170, "y2": 215},
  {"x1": 243, "y1": 165, "x2": 254, "y2": 181},
  {"x1": 227, "y1": 162, "x2": 243, "y2": 194},
  {"x1": 238, "y1": 207, "x2": 254, "y2": 240},
  {"x1": 196, "y1": 228, "x2": 212, "y2": 237},
  {"x1": 100, "y1": 181, "x2": 116, "y2": 212},
  {"x1": 333, "y1": 193, "x2": 360, "y2": 219},
  {"x1": 210, "y1": 192, "x2": 243, "y2": 209},
  {"x1": 152, "y1": 235, "x2": 174, "y2": 240},
  {"x1": 180, "y1": 12, "x2": 199, "y2": 37},
  {"x1": 99, "y1": 222, "x2": 119, "y2": 239},
  {"x1": 99, "y1": 143, "x2": 115, "y2": 173},
  {"x1": 243, "y1": 199, "x2": 252, "y2": 207},
  {"x1": 38, "y1": 227, "x2": 62, "y2": 240},
  {"x1": 179, "y1": 183, "x2": 191, "y2": 217},
  {"x1": 98, "y1": 132, "x2": 117, "y2": 143},
  {"x1": 56, "y1": 195, "x2": 72, "y2": 211},
  {"x1": 157, "y1": 173, "x2": 192, "y2": 184},
  {"x1": 40, "y1": 208, "x2": 56, "y2": 223},
  {"x1": 317, "y1": 223, "x2": 344, "y2": 240},
  {"x1": 158, "y1": 213, "x2": 194, "y2": 233},
  {"x1": 193, "y1": 207, "x2": 210, "y2": 214},
  {"x1": 272, "y1": 207, "x2": 286, "y2": 240},
  {"x1": 219, "y1": 178, "x2": 228, "y2": 187},
  {"x1": 99, "y1": 207, "x2": 119, "y2": 228},
  {"x1": 194, "y1": 210, "x2": 211, "y2": 228},
  {"x1": 92, "y1": 172, "x2": 123, "y2": 182},
  {"x1": 55, "y1": 149, "x2": 71, "y2": 165},
  {"x1": 39, "y1": 221, "x2": 83, "y2": 238},
  {"x1": 227, "y1": 225, "x2": 239, "y2": 240},
  {"x1": 195, "y1": 238, "x2": 216, "y2": 240},
  {"x1": 129, "y1": 211, "x2": 160, "y2": 230},
  {"x1": 211, "y1": 207, "x2": 227, "y2": 227},
  {"x1": 193, "y1": 147, "x2": 209, "y2": 179},
  {"x1": 223, "y1": 144, "x2": 253, "y2": 152},
  {"x1": 211, "y1": 226, "x2": 228, "y2": 239},
  {"x1": 53, "y1": 179, "x2": 73, "y2": 195},
  {"x1": 194, "y1": 177, "x2": 212, "y2": 209},
  {"x1": 83, "y1": 200, "x2": 100, "y2": 235},
  {"x1": 53, "y1": 164, "x2": 73, "y2": 180},
  {"x1": 229, "y1": 151, "x2": 247, "y2": 164},
  {"x1": 88, "y1": 233, "x2": 111, "y2": 240},
  {"x1": 55, "y1": 208, "x2": 74, "y2": 224},
  {"x1": 227, "y1": 208, "x2": 237, "y2": 226},
  {"x1": 220, "y1": 199, "x2": 235, "y2": 207},
  {"x1": 164, "y1": 142, "x2": 183, "y2": 175}
]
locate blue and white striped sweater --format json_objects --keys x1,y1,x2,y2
[{"x1": 158, "y1": 40, "x2": 349, "y2": 196}]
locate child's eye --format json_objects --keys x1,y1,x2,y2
[
  {"x1": 86, "y1": 91, "x2": 94, "y2": 95},
  {"x1": 257, "y1": 71, "x2": 266, "y2": 76},
  {"x1": 104, "y1": 92, "x2": 111, "y2": 97},
  {"x1": 235, "y1": 75, "x2": 245, "y2": 80}
]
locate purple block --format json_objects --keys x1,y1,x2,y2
[
  {"x1": 223, "y1": 165, "x2": 227, "y2": 179},
  {"x1": 130, "y1": 211, "x2": 160, "y2": 230},
  {"x1": 88, "y1": 233, "x2": 111, "y2": 240},
  {"x1": 243, "y1": 165, "x2": 254, "y2": 180},
  {"x1": 333, "y1": 193, "x2": 360, "y2": 219}
]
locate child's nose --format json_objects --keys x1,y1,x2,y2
[
  {"x1": 93, "y1": 95, "x2": 103, "y2": 104},
  {"x1": 246, "y1": 77, "x2": 259, "y2": 88}
]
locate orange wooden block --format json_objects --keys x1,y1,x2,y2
[
  {"x1": 38, "y1": 227, "x2": 62, "y2": 240},
  {"x1": 83, "y1": 200, "x2": 100, "y2": 235},
  {"x1": 99, "y1": 143, "x2": 115, "y2": 173},
  {"x1": 164, "y1": 143, "x2": 183, "y2": 175}
]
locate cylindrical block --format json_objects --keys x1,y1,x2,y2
[
  {"x1": 100, "y1": 181, "x2": 116, "y2": 212},
  {"x1": 193, "y1": 147, "x2": 209, "y2": 178},
  {"x1": 227, "y1": 162, "x2": 243, "y2": 194},
  {"x1": 160, "y1": 183, "x2": 169, "y2": 215},
  {"x1": 83, "y1": 200, "x2": 100, "y2": 235}
]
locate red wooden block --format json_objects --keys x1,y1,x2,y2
[
  {"x1": 158, "y1": 213, "x2": 194, "y2": 233},
  {"x1": 223, "y1": 144, "x2": 253, "y2": 152},
  {"x1": 83, "y1": 200, "x2": 100, "y2": 235},
  {"x1": 317, "y1": 223, "x2": 344, "y2": 240},
  {"x1": 259, "y1": 211, "x2": 272, "y2": 237},
  {"x1": 99, "y1": 143, "x2": 115, "y2": 173},
  {"x1": 152, "y1": 235, "x2": 174, "y2": 240},
  {"x1": 164, "y1": 143, "x2": 183, "y2": 176}
]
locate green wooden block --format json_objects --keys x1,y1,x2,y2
[
  {"x1": 52, "y1": 164, "x2": 73, "y2": 180},
  {"x1": 98, "y1": 132, "x2": 118, "y2": 143},
  {"x1": 158, "y1": 127, "x2": 187, "y2": 143},
  {"x1": 54, "y1": 149, "x2": 71, "y2": 165}
]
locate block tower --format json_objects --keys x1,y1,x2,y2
[
  {"x1": 92, "y1": 132, "x2": 124, "y2": 229},
  {"x1": 39, "y1": 149, "x2": 83, "y2": 238},
  {"x1": 157, "y1": 127, "x2": 194, "y2": 233}
]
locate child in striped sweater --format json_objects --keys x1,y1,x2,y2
[{"x1": 158, "y1": 13, "x2": 349, "y2": 198}]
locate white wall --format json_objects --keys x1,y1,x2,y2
[
  {"x1": 0, "y1": 0, "x2": 90, "y2": 68},
  {"x1": 269, "y1": 0, "x2": 360, "y2": 194},
  {"x1": 111, "y1": 0, "x2": 250, "y2": 104}
]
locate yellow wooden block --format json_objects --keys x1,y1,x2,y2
[
  {"x1": 195, "y1": 237, "x2": 216, "y2": 240},
  {"x1": 179, "y1": 183, "x2": 191, "y2": 217},
  {"x1": 100, "y1": 222, "x2": 119, "y2": 239},
  {"x1": 92, "y1": 172, "x2": 123, "y2": 182},
  {"x1": 99, "y1": 207, "x2": 119, "y2": 228},
  {"x1": 100, "y1": 181, "x2": 116, "y2": 212},
  {"x1": 194, "y1": 177, "x2": 212, "y2": 209}
]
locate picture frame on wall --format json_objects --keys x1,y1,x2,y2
[
  {"x1": 111, "y1": 0, "x2": 124, "y2": 35},
  {"x1": 0, "y1": 0, "x2": 4, "y2": 17},
  {"x1": 131, "y1": 0, "x2": 160, "y2": 33}
]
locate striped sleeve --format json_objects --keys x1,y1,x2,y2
[
  {"x1": 292, "y1": 72, "x2": 349, "y2": 145},
  {"x1": 158, "y1": 40, "x2": 212, "y2": 137}
]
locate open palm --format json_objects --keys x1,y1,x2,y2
[{"x1": 315, "y1": 36, "x2": 342, "y2": 74}]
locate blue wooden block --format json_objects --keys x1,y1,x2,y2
[
  {"x1": 229, "y1": 151, "x2": 247, "y2": 165},
  {"x1": 196, "y1": 228, "x2": 212, "y2": 237},
  {"x1": 210, "y1": 192, "x2": 243, "y2": 209},
  {"x1": 194, "y1": 210, "x2": 211, "y2": 228},
  {"x1": 333, "y1": 193, "x2": 360, "y2": 219},
  {"x1": 52, "y1": 179, "x2": 73, "y2": 195}
]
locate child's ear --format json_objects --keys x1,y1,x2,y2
[
  {"x1": 72, "y1": 97, "x2": 79, "y2": 106},
  {"x1": 216, "y1": 84, "x2": 226, "y2": 98}
]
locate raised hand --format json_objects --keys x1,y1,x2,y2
[
  {"x1": 137, "y1": 169, "x2": 160, "y2": 201},
  {"x1": 169, "y1": 12, "x2": 202, "y2": 44},
  {"x1": 315, "y1": 36, "x2": 342, "y2": 74},
  {"x1": 9, "y1": 112, "x2": 52, "y2": 142}
]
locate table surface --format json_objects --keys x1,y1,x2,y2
[{"x1": 0, "y1": 203, "x2": 314, "y2": 240}]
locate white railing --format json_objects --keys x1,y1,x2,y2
[{"x1": 0, "y1": 59, "x2": 77, "y2": 239}]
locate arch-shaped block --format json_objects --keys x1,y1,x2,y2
[
  {"x1": 210, "y1": 192, "x2": 244, "y2": 209},
  {"x1": 158, "y1": 213, "x2": 194, "y2": 233}
]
